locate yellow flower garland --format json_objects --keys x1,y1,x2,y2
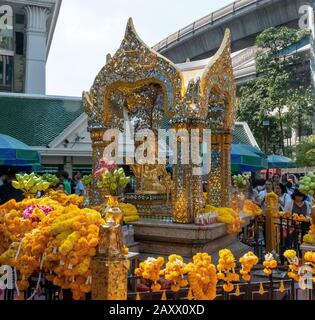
[
  {"x1": 217, "y1": 249, "x2": 239, "y2": 292},
  {"x1": 187, "y1": 253, "x2": 217, "y2": 300},
  {"x1": 160, "y1": 254, "x2": 188, "y2": 292},
  {"x1": 243, "y1": 200, "x2": 262, "y2": 217},
  {"x1": 303, "y1": 222, "x2": 315, "y2": 245},
  {"x1": 304, "y1": 251, "x2": 315, "y2": 283},
  {"x1": 263, "y1": 253, "x2": 278, "y2": 275},
  {"x1": 135, "y1": 257, "x2": 165, "y2": 291},
  {"x1": 0, "y1": 195, "x2": 104, "y2": 300},
  {"x1": 119, "y1": 203, "x2": 140, "y2": 223},
  {"x1": 239, "y1": 251, "x2": 258, "y2": 281},
  {"x1": 283, "y1": 249, "x2": 300, "y2": 281},
  {"x1": 203, "y1": 205, "x2": 242, "y2": 233}
]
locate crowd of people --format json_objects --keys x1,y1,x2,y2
[
  {"x1": 55, "y1": 171, "x2": 85, "y2": 196},
  {"x1": 248, "y1": 173, "x2": 313, "y2": 217},
  {"x1": 245, "y1": 173, "x2": 314, "y2": 248},
  {"x1": 0, "y1": 170, "x2": 86, "y2": 205}
]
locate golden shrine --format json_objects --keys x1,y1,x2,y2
[
  {"x1": 83, "y1": 18, "x2": 248, "y2": 265},
  {"x1": 83, "y1": 18, "x2": 236, "y2": 216}
]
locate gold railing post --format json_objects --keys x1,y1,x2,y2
[{"x1": 265, "y1": 193, "x2": 279, "y2": 253}]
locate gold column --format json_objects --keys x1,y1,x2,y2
[
  {"x1": 206, "y1": 134, "x2": 221, "y2": 206},
  {"x1": 90, "y1": 129, "x2": 106, "y2": 206},
  {"x1": 172, "y1": 125, "x2": 189, "y2": 223},
  {"x1": 221, "y1": 132, "x2": 232, "y2": 207},
  {"x1": 189, "y1": 124, "x2": 204, "y2": 220},
  {"x1": 172, "y1": 123, "x2": 203, "y2": 224},
  {"x1": 206, "y1": 132, "x2": 232, "y2": 207}
]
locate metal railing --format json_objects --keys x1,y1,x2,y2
[
  {"x1": 128, "y1": 266, "x2": 314, "y2": 300},
  {"x1": 153, "y1": 0, "x2": 267, "y2": 52}
]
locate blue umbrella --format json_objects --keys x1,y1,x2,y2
[
  {"x1": 199, "y1": 144, "x2": 266, "y2": 174},
  {"x1": 267, "y1": 154, "x2": 295, "y2": 169},
  {"x1": 231, "y1": 144, "x2": 266, "y2": 172},
  {"x1": 234, "y1": 144, "x2": 268, "y2": 169},
  {"x1": 0, "y1": 134, "x2": 41, "y2": 167}
]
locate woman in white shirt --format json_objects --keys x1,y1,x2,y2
[{"x1": 274, "y1": 183, "x2": 291, "y2": 212}]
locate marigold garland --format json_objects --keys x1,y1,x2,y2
[
  {"x1": 203, "y1": 205, "x2": 243, "y2": 233},
  {"x1": 277, "y1": 211, "x2": 309, "y2": 222},
  {"x1": 135, "y1": 257, "x2": 165, "y2": 291},
  {"x1": 0, "y1": 193, "x2": 104, "y2": 300},
  {"x1": 242, "y1": 200, "x2": 262, "y2": 217},
  {"x1": 303, "y1": 222, "x2": 315, "y2": 245},
  {"x1": 160, "y1": 254, "x2": 188, "y2": 292},
  {"x1": 263, "y1": 253, "x2": 278, "y2": 275},
  {"x1": 283, "y1": 250, "x2": 300, "y2": 281},
  {"x1": 239, "y1": 251, "x2": 258, "y2": 281},
  {"x1": 186, "y1": 253, "x2": 217, "y2": 300},
  {"x1": 265, "y1": 192, "x2": 279, "y2": 206},
  {"x1": 119, "y1": 203, "x2": 140, "y2": 223},
  {"x1": 304, "y1": 251, "x2": 315, "y2": 283},
  {"x1": 217, "y1": 249, "x2": 239, "y2": 292}
]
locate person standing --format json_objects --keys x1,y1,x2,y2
[
  {"x1": 247, "y1": 184, "x2": 261, "y2": 205},
  {"x1": 284, "y1": 189, "x2": 311, "y2": 216},
  {"x1": 274, "y1": 183, "x2": 291, "y2": 211},
  {"x1": 286, "y1": 174, "x2": 299, "y2": 195},
  {"x1": 272, "y1": 173, "x2": 281, "y2": 188},
  {"x1": 59, "y1": 171, "x2": 72, "y2": 195},
  {"x1": 74, "y1": 172, "x2": 85, "y2": 196},
  {"x1": 259, "y1": 180, "x2": 274, "y2": 204},
  {"x1": 0, "y1": 172, "x2": 24, "y2": 204},
  {"x1": 284, "y1": 189, "x2": 311, "y2": 247}
]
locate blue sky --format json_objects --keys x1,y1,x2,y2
[{"x1": 46, "y1": 0, "x2": 233, "y2": 97}]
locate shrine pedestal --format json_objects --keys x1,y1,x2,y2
[
  {"x1": 125, "y1": 193, "x2": 172, "y2": 219},
  {"x1": 131, "y1": 214, "x2": 251, "y2": 262},
  {"x1": 91, "y1": 256, "x2": 129, "y2": 300}
]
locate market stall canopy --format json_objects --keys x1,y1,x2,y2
[
  {"x1": 0, "y1": 134, "x2": 41, "y2": 167},
  {"x1": 267, "y1": 154, "x2": 295, "y2": 169},
  {"x1": 231, "y1": 144, "x2": 267, "y2": 173}
]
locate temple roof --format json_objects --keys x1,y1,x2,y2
[
  {"x1": 0, "y1": 93, "x2": 258, "y2": 149},
  {"x1": 0, "y1": 93, "x2": 82, "y2": 146}
]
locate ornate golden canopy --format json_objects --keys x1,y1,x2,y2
[
  {"x1": 83, "y1": 18, "x2": 237, "y2": 220},
  {"x1": 83, "y1": 18, "x2": 184, "y2": 132}
]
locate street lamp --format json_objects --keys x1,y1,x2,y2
[
  {"x1": 263, "y1": 119, "x2": 270, "y2": 180},
  {"x1": 263, "y1": 119, "x2": 270, "y2": 154}
]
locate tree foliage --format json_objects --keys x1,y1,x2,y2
[
  {"x1": 296, "y1": 135, "x2": 315, "y2": 167},
  {"x1": 237, "y1": 26, "x2": 314, "y2": 155}
]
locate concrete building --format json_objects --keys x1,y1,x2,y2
[{"x1": 0, "y1": 0, "x2": 61, "y2": 94}]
